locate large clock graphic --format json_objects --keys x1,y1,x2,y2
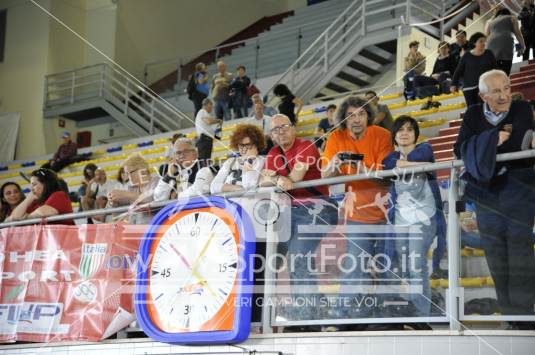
[{"x1": 134, "y1": 196, "x2": 256, "y2": 344}]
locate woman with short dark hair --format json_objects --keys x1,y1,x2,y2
[
  {"x1": 382, "y1": 115, "x2": 446, "y2": 317},
  {"x1": 210, "y1": 124, "x2": 265, "y2": 193},
  {"x1": 6, "y1": 168, "x2": 74, "y2": 224},
  {"x1": 0, "y1": 182, "x2": 25, "y2": 223},
  {"x1": 451, "y1": 32, "x2": 498, "y2": 108}
]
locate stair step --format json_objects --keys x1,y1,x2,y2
[
  {"x1": 511, "y1": 67, "x2": 535, "y2": 78},
  {"x1": 325, "y1": 82, "x2": 350, "y2": 93},
  {"x1": 431, "y1": 141, "x2": 456, "y2": 152},
  {"x1": 347, "y1": 60, "x2": 381, "y2": 76},
  {"x1": 435, "y1": 149, "x2": 455, "y2": 160},
  {"x1": 337, "y1": 71, "x2": 370, "y2": 87},
  {"x1": 449, "y1": 119, "x2": 462, "y2": 127},
  {"x1": 520, "y1": 63, "x2": 535, "y2": 72},
  {"x1": 510, "y1": 73, "x2": 535, "y2": 84},
  {"x1": 359, "y1": 48, "x2": 391, "y2": 65},
  {"x1": 428, "y1": 133, "x2": 459, "y2": 145},
  {"x1": 439, "y1": 126, "x2": 460, "y2": 136}
]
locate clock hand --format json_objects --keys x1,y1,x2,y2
[
  {"x1": 170, "y1": 244, "x2": 193, "y2": 269},
  {"x1": 169, "y1": 243, "x2": 217, "y2": 298},
  {"x1": 191, "y1": 232, "x2": 215, "y2": 274}
]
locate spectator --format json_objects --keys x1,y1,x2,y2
[
  {"x1": 7, "y1": 168, "x2": 74, "y2": 225},
  {"x1": 166, "y1": 133, "x2": 185, "y2": 160},
  {"x1": 451, "y1": 32, "x2": 497, "y2": 108},
  {"x1": 449, "y1": 30, "x2": 470, "y2": 62},
  {"x1": 314, "y1": 104, "x2": 337, "y2": 150},
  {"x1": 251, "y1": 93, "x2": 277, "y2": 117},
  {"x1": 0, "y1": 182, "x2": 25, "y2": 223},
  {"x1": 365, "y1": 91, "x2": 394, "y2": 130},
  {"x1": 195, "y1": 98, "x2": 223, "y2": 161},
  {"x1": 273, "y1": 84, "x2": 303, "y2": 125},
  {"x1": 382, "y1": 115, "x2": 446, "y2": 317},
  {"x1": 430, "y1": 42, "x2": 458, "y2": 91},
  {"x1": 512, "y1": 91, "x2": 525, "y2": 101},
  {"x1": 77, "y1": 163, "x2": 98, "y2": 205},
  {"x1": 229, "y1": 65, "x2": 251, "y2": 119},
  {"x1": 211, "y1": 124, "x2": 265, "y2": 194},
  {"x1": 80, "y1": 168, "x2": 117, "y2": 221},
  {"x1": 321, "y1": 96, "x2": 393, "y2": 320},
  {"x1": 211, "y1": 60, "x2": 233, "y2": 121},
  {"x1": 260, "y1": 114, "x2": 336, "y2": 330},
  {"x1": 40, "y1": 131, "x2": 78, "y2": 173},
  {"x1": 190, "y1": 62, "x2": 209, "y2": 116},
  {"x1": 154, "y1": 138, "x2": 218, "y2": 201},
  {"x1": 403, "y1": 41, "x2": 426, "y2": 100},
  {"x1": 454, "y1": 70, "x2": 535, "y2": 322},
  {"x1": 519, "y1": 0, "x2": 535, "y2": 60},
  {"x1": 248, "y1": 101, "x2": 272, "y2": 137},
  {"x1": 486, "y1": 7, "x2": 525, "y2": 75},
  {"x1": 116, "y1": 166, "x2": 129, "y2": 190},
  {"x1": 108, "y1": 154, "x2": 159, "y2": 224}
]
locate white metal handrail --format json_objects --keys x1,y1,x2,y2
[
  {"x1": 264, "y1": 0, "x2": 460, "y2": 104},
  {"x1": 44, "y1": 63, "x2": 191, "y2": 135}
]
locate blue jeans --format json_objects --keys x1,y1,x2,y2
[
  {"x1": 214, "y1": 99, "x2": 231, "y2": 120},
  {"x1": 285, "y1": 204, "x2": 336, "y2": 320},
  {"x1": 394, "y1": 219, "x2": 438, "y2": 316},
  {"x1": 339, "y1": 220, "x2": 387, "y2": 318}
]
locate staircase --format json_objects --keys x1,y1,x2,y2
[
  {"x1": 511, "y1": 59, "x2": 535, "y2": 99},
  {"x1": 43, "y1": 64, "x2": 191, "y2": 137},
  {"x1": 267, "y1": 0, "x2": 460, "y2": 104}
]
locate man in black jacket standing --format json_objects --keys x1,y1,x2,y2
[{"x1": 454, "y1": 70, "x2": 535, "y2": 327}]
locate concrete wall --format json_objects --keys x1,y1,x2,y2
[
  {"x1": 0, "y1": 0, "x2": 51, "y2": 160},
  {"x1": 114, "y1": 0, "x2": 305, "y2": 81}
]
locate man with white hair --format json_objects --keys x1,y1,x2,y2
[
  {"x1": 154, "y1": 138, "x2": 217, "y2": 201},
  {"x1": 454, "y1": 69, "x2": 535, "y2": 325}
]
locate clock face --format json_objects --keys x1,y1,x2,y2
[
  {"x1": 135, "y1": 196, "x2": 255, "y2": 344},
  {"x1": 147, "y1": 207, "x2": 240, "y2": 333}
]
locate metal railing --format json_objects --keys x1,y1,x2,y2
[
  {"x1": 1, "y1": 149, "x2": 535, "y2": 335},
  {"x1": 264, "y1": 0, "x2": 465, "y2": 104},
  {"x1": 44, "y1": 63, "x2": 191, "y2": 135}
]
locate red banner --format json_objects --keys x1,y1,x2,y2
[{"x1": 0, "y1": 223, "x2": 143, "y2": 343}]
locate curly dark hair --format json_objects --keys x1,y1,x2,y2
[
  {"x1": 469, "y1": 32, "x2": 486, "y2": 47},
  {"x1": 30, "y1": 168, "x2": 62, "y2": 204},
  {"x1": 230, "y1": 124, "x2": 266, "y2": 152},
  {"x1": 335, "y1": 95, "x2": 376, "y2": 129}
]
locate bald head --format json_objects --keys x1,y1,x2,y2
[{"x1": 270, "y1": 114, "x2": 295, "y2": 150}]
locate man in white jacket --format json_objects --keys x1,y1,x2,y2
[{"x1": 153, "y1": 138, "x2": 218, "y2": 201}]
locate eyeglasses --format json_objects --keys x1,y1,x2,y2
[
  {"x1": 237, "y1": 143, "x2": 255, "y2": 151},
  {"x1": 33, "y1": 168, "x2": 48, "y2": 177},
  {"x1": 174, "y1": 149, "x2": 195, "y2": 157},
  {"x1": 270, "y1": 123, "x2": 293, "y2": 134}
]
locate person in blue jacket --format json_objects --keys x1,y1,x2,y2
[{"x1": 382, "y1": 115, "x2": 446, "y2": 316}]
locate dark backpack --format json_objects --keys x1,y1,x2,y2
[{"x1": 186, "y1": 74, "x2": 196, "y2": 99}]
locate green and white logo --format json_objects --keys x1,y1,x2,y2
[{"x1": 79, "y1": 243, "x2": 107, "y2": 279}]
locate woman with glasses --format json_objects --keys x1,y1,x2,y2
[
  {"x1": 6, "y1": 168, "x2": 74, "y2": 224},
  {"x1": 0, "y1": 182, "x2": 25, "y2": 223},
  {"x1": 210, "y1": 124, "x2": 266, "y2": 194}
]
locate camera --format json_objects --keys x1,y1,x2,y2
[{"x1": 338, "y1": 152, "x2": 364, "y2": 161}]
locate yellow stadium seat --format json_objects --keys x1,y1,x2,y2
[
  {"x1": 222, "y1": 124, "x2": 236, "y2": 132},
  {"x1": 380, "y1": 92, "x2": 402, "y2": 101},
  {"x1": 154, "y1": 137, "x2": 170, "y2": 144},
  {"x1": 460, "y1": 277, "x2": 484, "y2": 288},
  {"x1": 485, "y1": 276, "x2": 494, "y2": 287},
  {"x1": 472, "y1": 249, "x2": 485, "y2": 257}
]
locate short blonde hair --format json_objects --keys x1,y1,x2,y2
[{"x1": 122, "y1": 153, "x2": 149, "y2": 173}]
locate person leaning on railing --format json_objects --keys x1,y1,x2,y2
[
  {"x1": 210, "y1": 124, "x2": 265, "y2": 194},
  {"x1": 107, "y1": 153, "x2": 159, "y2": 225},
  {"x1": 154, "y1": 138, "x2": 218, "y2": 201},
  {"x1": 453, "y1": 69, "x2": 535, "y2": 328},
  {"x1": 0, "y1": 182, "x2": 25, "y2": 223},
  {"x1": 321, "y1": 95, "x2": 394, "y2": 323},
  {"x1": 382, "y1": 115, "x2": 447, "y2": 318},
  {"x1": 6, "y1": 168, "x2": 74, "y2": 225},
  {"x1": 259, "y1": 114, "x2": 335, "y2": 332}
]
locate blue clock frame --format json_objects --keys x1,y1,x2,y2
[{"x1": 134, "y1": 196, "x2": 256, "y2": 344}]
